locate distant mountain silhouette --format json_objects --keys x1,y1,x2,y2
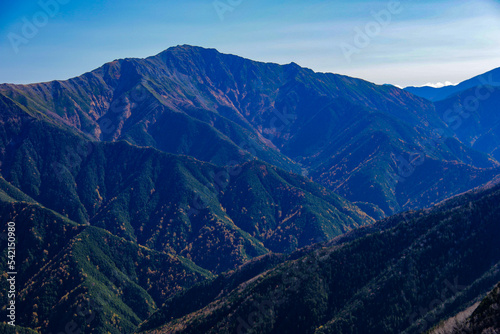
[
  {"x1": 405, "y1": 67, "x2": 500, "y2": 101},
  {"x1": 2, "y1": 45, "x2": 497, "y2": 218}
]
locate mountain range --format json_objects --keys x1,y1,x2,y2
[
  {"x1": 139, "y1": 180, "x2": 500, "y2": 334},
  {"x1": 0, "y1": 45, "x2": 499, "y2": 333},
  {"x1": 2, "y1": 45, "x2": 499, "y2": 218}
]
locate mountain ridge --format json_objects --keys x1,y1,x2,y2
[
  {"x1": 139, "y1": 181, "x2": 500, "y2": 334},
  {"x1": 404, "y1": 67, "x2": 500, "y2": 102},
  {"x1": 2, "y1": 45, "x2": 497, "y2": 217},
  {"x1": 1, "y1": 45, "x2": 500, "y2": 333}
]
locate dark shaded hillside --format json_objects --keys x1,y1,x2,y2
[
  {"x1": 137, "y1": 253, "x2": 289, "y2": 333},
  {"x1": 219, "y1": 160, "x2": 370, "y2": 253},
  {"x1": 428, "y1": 281, "x2": 500, "y2": 334},
  {"x1": 141, "y1": 183, "x2": 500, "y2": 334},
  {"x1": 0, "y1": 193, "x2": 212, "y2": 334},
  {"x1": 462, "y1": 281, "x2": 500, "y2": 333},
  {"x1": 0, "y1": 78, "x2": 376, "y2": 333},
  {"x1": 0, "y1": 323, "x2": 38, "y2": 334},
  {"x1": 0, "y1": 172, "x2": 364, "y2": 334},
  {"x1": 305, "y1": 110, "x2": 498, "y2": 214},
  {"x1": 2, "y1": 46, "x2": 497, "y2": 216},
  {"x1": 435, "y1": 86, "x2": 500, "y2": 161},
  {"x1": 0, "y1": 89, "x2": 372, "y2": 272}
]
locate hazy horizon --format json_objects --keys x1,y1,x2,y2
[{"x1": 1, "y1": 0, "x2": 500, "y2": 87}]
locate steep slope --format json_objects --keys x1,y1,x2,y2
[
  {"x1": 0, "y1": 89, "x2": 373, "y2": 333},
  {"x1": 0, "y1": 46, "x2": 445, "y2": 144},
  {"x1": 219, "y1": 160, "x2": 369, "y2": 253},
  {"x1": 428, "y1": 281, "x2": 500, "y2": 334},
  {"x1": 0, "y1": 91, "x2": 373, "y2": 273},
  {"x1": 435, "y1": 86, "x2": 500, "y2": 160},
  {"x1": 16, "y1": 226, "x2": 212, "y2": 334},
  {"x1": 1, "y1": 45, "x2": 497, "y2": 217},
  {"x1": 137, "y1": 253, "x2": 290, "y2": 333},
  {"x1": 0, "y1": 193, "x2": 212, "y2": 334},
  {"x1": 460, "y1": 281, "x2": 500, "y2": 333},
  {"x1": 0, "y1": 50, "x2": 302, "y2": 173},
  {"x1": 304, "y1": 110, "x2": 497, "y2": 214},
  {"x1": 141, "y1": 183, "x2": 500, "y2": 334},
  {"x1": 405, "y1": 67, "x2": 500, "y2": 101}
]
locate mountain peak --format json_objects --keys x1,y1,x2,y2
[{"x1": 157, "y1": 44, "x2": 220, "y2": 57}]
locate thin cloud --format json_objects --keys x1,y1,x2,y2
[{"x1": 419, "y1": 81, "x2": 458, "y2": 88}]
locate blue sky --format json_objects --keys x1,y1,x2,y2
[{"x1": 1, "y1": 0, "x2": 499, "y2": 87}]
